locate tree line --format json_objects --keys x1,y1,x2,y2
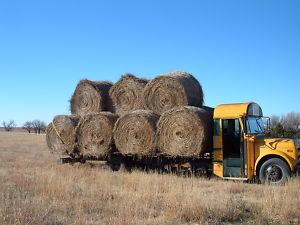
[
  {"x1": 270, "y1": 112, "x2": 300, "y2": 139},
  {"x1": 2, "y1": 120, "x2": 47, "y2": 134}
]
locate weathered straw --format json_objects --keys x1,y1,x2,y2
[
  {"x1": 143, "y1": 71, "x2": 203, "y2": 115},
  {"x1": 46, "y1": 115, "x2": 80, "y2": 156},
  {"x1": 70, "y1": 79, "x2": 114, "y2": 116},
  {"x1": 156, "y1": 106, "x2": 213, "y2": 158},
  {"x1": 109, "y1": 74, "x2": 148, "y2": 116},
  {"x1": 76, "y1": 112, "x2": 118, "y2": 158},
  {"x1": 114, "y1": 110, "x2": 159, "y2": 156}
]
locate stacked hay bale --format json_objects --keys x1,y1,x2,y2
[
  {"x1": 109, "y1": 74, "x2": 148, "y2": 116},
  {"x1": 70, "y1": 79, "x2": 114, "y2": 116},
  {"x1": 76, "y1": 112, "x2": 118, "y2": 158},
  {"x1": 156, "y1": 106, "x2": 213, "y2": 158},
  {"x1": 113, "y1": 110, "x2": 159, "y2": 156},
  {"x1": 46, "y1": 71, "x2": 213, "y2": 159},
  {"x1": 143, "y1": 71, "x2": 204, "y2": 115},
  {"x1": 112, "y1": 71, "x2": 211, "y2": 158},
  {"x1": 46, "y1": 115, "x2": 80, "y2": 156},
  {"x1": 46, "y1": 78, "x2": 117, "y2": 158}
]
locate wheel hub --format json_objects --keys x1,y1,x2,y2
[{"x1": 266, "y1": 165, "x2": 283, "y2": 182}]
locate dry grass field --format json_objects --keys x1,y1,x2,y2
[
  {"x1": 0, "y1": 131, "x2": 299, "y2": 225},
  {"x1": 0, "y1": 128, "x2": 27, "y2": 133}
]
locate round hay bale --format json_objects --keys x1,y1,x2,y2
[
  {"x1": 70, "y1": 79, "x2": 114, "y2": 116},
  {"x1": 109, "y1": 74, "x2": 148, "y2": 116},
  {"x1": 46, "y1": 115, "x2": 80, "y2": 156},
  {"x1": 156, "y1": 106, "x2": 213, "y2": 158},
  {"x1": 143, "y1": 71, "x2": 203, "y2": 115},
  {"x1": 114, "y1": 110, "x2": 159, "y2": 156},
  {"x1": 76, "y1": 112, "x2": 118, "y2": 158}
]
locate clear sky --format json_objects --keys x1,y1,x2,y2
[{"x1": 0, "y1": 0, "x2": 299, "y2": 126}]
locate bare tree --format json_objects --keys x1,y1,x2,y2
[
  {"x1": 281, "y1": 112, "x2": 300, "y2": 130},
  {"x1": 23, "y1": 121, "x2": 33, "y2": 133},
  {"x1": 270, "y1": 112, "x2": 300, "y2": 138},
  {"x1": 270, "y1": 115, "x2": 281, "y2": 129},
  {"x1": 32, "y1": 120, "x2": 47, "y2": 134},
  {"x1": 2, "y1": 120, "x2": 16, "y2": 132}
]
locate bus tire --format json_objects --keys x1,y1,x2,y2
[{"x1": 259, "y1": 158, "x2": 290, "y2": 185}]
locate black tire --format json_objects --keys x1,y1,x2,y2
[
  {"x1": 107, "y1": 161, "x2": 128, "y2": 172},
  {"x1": 259, "y1": 158, "x2": 290, "y2": 185}
]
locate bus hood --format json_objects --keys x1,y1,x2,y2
[{"x1": 255, "y1": 137, "x2": 298, "y2": 160}]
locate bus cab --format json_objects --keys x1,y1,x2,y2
[{"x1": 213, "y1": 102, "x2": 299, "y2": 184}]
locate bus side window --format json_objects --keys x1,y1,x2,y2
[
  {"x1": 222, "y1": 119, "x2": 228, "y2": 134},
  {"x1": 214, "y1": 119, "x2": 221, "y2": 136},
  {"x1": 234, "y1": 119, "x2": 241, "y2": 137}
]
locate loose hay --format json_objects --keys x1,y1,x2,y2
[
  {"x1": 76, "y1": 112, "x2": 118, "y2": 158},
  {"x1": 114, "y1": 110, "x2": 159, "y2": 156},
  {"x1": 157, "y1": 106, "x2": 213, "y2": 157},
  {"x1": 70, "y1": 79, "x2": 114, "y2": 116},
  {"x1": 143, "y1": 71, "x2": 203, "y2": 115},
  {"x1": 109, "y1": 74, "x2": 148, "y2": 116},
  {"x1": 46, "y1": 115, "x2": 80, "y2": 156}
]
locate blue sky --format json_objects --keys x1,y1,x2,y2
[{"x1": 0, "y1": 0, "x2": 299, "y2": 126}]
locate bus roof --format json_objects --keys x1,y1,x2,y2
[{"x1": 214, "y1": 102, "x2": 263, "y2": 119}]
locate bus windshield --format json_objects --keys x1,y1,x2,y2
[{"x1": 245, "y1": 116, "x2": 268, "y2": 134}]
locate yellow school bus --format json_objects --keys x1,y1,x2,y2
[{"x1": 213, "y1": 102, "x2": 300, "y2": 184}]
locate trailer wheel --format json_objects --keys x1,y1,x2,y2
[
  {"x1": 107, "y1": 162, "x2": 127, "y2": 172},
  {"x1": 259, "y1": 158, "x2": 290, "y2": 185}
]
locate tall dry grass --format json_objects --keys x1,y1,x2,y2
[{"x1": 0, "y1": 131, "x2": 299, "y2": 225}]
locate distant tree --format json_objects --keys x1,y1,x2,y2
[
  {"x1": 284, "y1": 127, "x2": 297, "y2": 139},
  {"x1": 270, "y1": 115, "x2": 281, "y2": 129},
  {"x1": 271, "y1": 123, "x2": 285, "y2": 138},
  {"x1": 2, "y1": 120, "x2": 16, "y2": 132},
  {"x1": 23, "y1": 121, "x2": 33, "y2": 133},
  {"x1": 297, "y1": 130, "x2": 300, "y2": 139},
  {"x1": 281, "y1": 112, "x2": 300, "y2": 130},
  {"x1": 32, "y1": 120, "x2": 47, "y2": 134},
  {"x1": 270, "y1": 112, "x2": 300, "y2": 139}
]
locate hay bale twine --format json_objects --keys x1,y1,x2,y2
[
  {"x1": 157, "y1": 106, "x2": 213, "y2": 158},
  {"x1": 70, "y1": 79, "x2": 114, "y2": 116},
  {"x1": 143, "y1": 71, "x2": 203, "y2": 115},
  {"x1": 109, "y1": 74, "x2": 148, "y2": 116},
  {"x1": 46, "y1": 115, "x2": 80, "y2": 156},
  {"x1": 76, "y1": 112, "x2": 118, "y2": 158},
  {"x1": 114, "y1": 110, "x2": 159, "y2": 156}
]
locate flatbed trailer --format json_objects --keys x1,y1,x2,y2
[{"x1": 57, "y1": 152, "x2": 213, "y2": 177}]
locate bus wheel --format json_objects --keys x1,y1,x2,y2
[{"x1": 259, "y1": 158, "x2": 290, "y2": 185}]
